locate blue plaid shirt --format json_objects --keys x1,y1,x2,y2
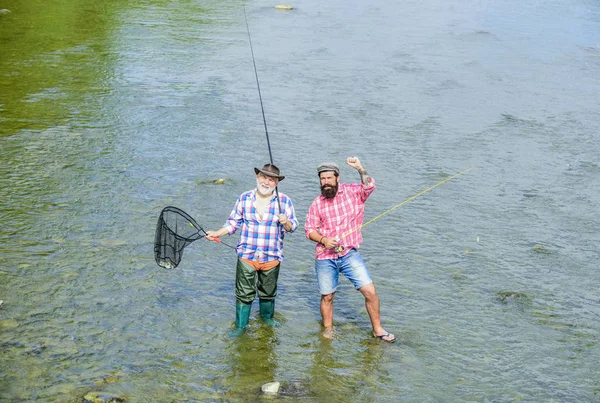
[{"x1": 224, "y1": 189, "x2": 297, "y2": 263}]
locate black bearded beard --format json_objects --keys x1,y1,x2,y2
[{"x1": 321, "y1": 184, "x2": 338, "y2": 199}]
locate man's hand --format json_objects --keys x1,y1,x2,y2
[
  {"x1": 278, "y1": 214, "x2": 292, "y2": 231},
  {"x1": 346, "y1": 156, "x2": 363, "y2": 171},
  {"x1": 206, "y1": 228, "x2": 227, "y2": 242},
  {"x1": 205, "y1": 230, "x2": 219, "y2": 242},
  {"x1": 321, "y1": 237, "x2": 340, "y2": 250},
  {"x1": 347, "y1": 156, "x2": 370, "y2": 184}
]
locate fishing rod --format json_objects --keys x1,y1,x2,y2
[
  {"x1": 243, "y1": 7, "x2": 283, "y2": 214},
  {"x1": 323, "y1": 167, "x2": 473, "y2": 253}
]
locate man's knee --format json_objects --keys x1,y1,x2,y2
[
  {"x1": 236, "y1": 289, "x2": 256, "y2": 305},
  {"x1": 321, "y1": 292, "x2": 335, "y2": 304},
  {"x1": 359, "y1": 283, "x2": 377, "y2": 298}
]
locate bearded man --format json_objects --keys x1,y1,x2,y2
[
  {"x1": 305, "y1": 157, "x2": 396, "y2": 343},
  {"x1": 206, "y1": 164, "x2": 298, "y2": 336}
]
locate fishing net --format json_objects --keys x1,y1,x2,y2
[{"x1": 154, "y1": 206, "x2": 206, "y2": 269}]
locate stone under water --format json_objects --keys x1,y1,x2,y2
[
  {"x1": 261, "y1": 381, "x2": 281, "y2": 395},
  {"x1": 83, "y1": 391, "x2": 124, "y2": 403},
  {"x1": 198, "y1": 178, "x2": 229, "y2": 185},
  {"x1": 497, "y1": 291, "x2": 530, "y2": 303}
]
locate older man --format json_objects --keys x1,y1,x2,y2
[
  {"x1": 305, "y1": 157, "x2": 395, "y2": 342},
  {"x1": 207, "y1": 164, "x2": 298, "y2": 336}
]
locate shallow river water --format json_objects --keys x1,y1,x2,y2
[{"x1": 1, "y1": 0, "x2": 599, "y2": 402}]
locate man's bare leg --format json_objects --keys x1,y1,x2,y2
[
  {"x1": 360, "y1": 283, "x2": 395, "y2": 342},
  {"x1": 320, "y1": 292, "x2": 335, "y2": 339}
]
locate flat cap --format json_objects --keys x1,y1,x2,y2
[{"x1": 317, "y1": 162, "x2": 340, "y2": 175}]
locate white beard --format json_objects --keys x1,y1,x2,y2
[{"x1": 256, "y1": 179, "x2": 275, "y2": 196}]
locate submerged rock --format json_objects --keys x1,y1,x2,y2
[
  {"x1": 198, "y1": 178, "x2": 228, "y2": 185},
  {"x1": 93, "y1": 374, "x2": 119, "y2": 386},
  {"x1": 278, "y1": 380, "x2": 311, "y2": 398},
  {"x1": 82, "y1": 391, "x2": 124, "y2": 403},
  {"x1": 497, "y1": 291, "x2": 530, "y2": 303},
  {"x1": 261, "y1": 381, "x2": 280, "y2": 395},
  {"x1": 532, "y1": 244, "x2": 551, "y2": 254}
]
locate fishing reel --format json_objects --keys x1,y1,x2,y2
[
  {"x1": 319, "y1": 237, "x2": 344, "y2": 254},
  {"x1": 334, "y1": 239, "x2": 344, "y2": 254}
]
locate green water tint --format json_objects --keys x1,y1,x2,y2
[
  {"x1": 0, "y1": 319, "x2": 19, "y2": 330},
  {"x1": 2, "y1": 0, "x2": 600, "y2": 401},
  {"x1": 0, "y1": 1, "x2": 121, "y2": 137},
  {"x1": 70, "y1": 334, "x2": 390, "y2": 402}
]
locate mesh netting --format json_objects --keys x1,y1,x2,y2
[{"x1": 154, "y1": 206, "x2": 205, "y2": 269}]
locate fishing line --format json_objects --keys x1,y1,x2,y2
[
  {"x1": 322, "y1": 167, "x2": 473, "y2": 253},
  {"x1": 353, "y1": 167, "x2": 472, "y2": 235},
  {"x1": 243, "y1": 7, "x2": 283, "y2": 214}
]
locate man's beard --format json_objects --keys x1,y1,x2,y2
[
  {"x1": 256, "y1": 179, "x2": 276, "y2": 196},
  {"x1": 321, "y1": 184, "x2": 338, "y2": 199}
]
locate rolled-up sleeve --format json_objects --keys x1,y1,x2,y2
[
  {"x1": 224, "y1": 196, "x2": 244, "y2": 235},
  {"x1": 360, "y1": 177, "x2": 376, "y2": 201},
  {"x1": 304, "y1": 199, "x2": 320, "y2": 239},
  {"x1": 284, "y1": 196, "x2": 299, "y2": 233}
]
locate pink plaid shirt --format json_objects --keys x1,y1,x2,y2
[{"x1": 305, "y1": 178, "x2": 375, "y2": 260}]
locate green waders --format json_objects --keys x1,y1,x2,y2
[{"x1": 231, "y1": 258, "x2": 281, "y2": 335}]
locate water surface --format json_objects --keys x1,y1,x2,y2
[{"x1": 1, "y1": 0, "x2": 599, "y2": 401}]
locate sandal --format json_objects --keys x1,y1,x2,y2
[{"x1": 373, "y1": 332, "x2": 396, "y2": 343}]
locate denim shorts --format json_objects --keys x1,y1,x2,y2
[{"x1": 315, "y1": 249, "x2": 373, "y2": 295}]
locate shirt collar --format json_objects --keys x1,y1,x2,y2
[{"x1": 252, "y1": 188, "x2": 277, "y2": 202}]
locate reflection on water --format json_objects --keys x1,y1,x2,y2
[
  {"x1": 0, "y1": 1, "x2": 120, "y2": 136},
  {"x1": 1, "y1": 0, "x2": 600, "y2": 401},
  {"x1": 222, "y1": 328, "x2": 278, "y2": 400},
  {"x1": 307, "y1": 337, "x2": 393, "y2": 401}
]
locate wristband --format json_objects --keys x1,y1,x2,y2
[{"x1": 319, "y1": 236, "x2": 325, "y2": 245}]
